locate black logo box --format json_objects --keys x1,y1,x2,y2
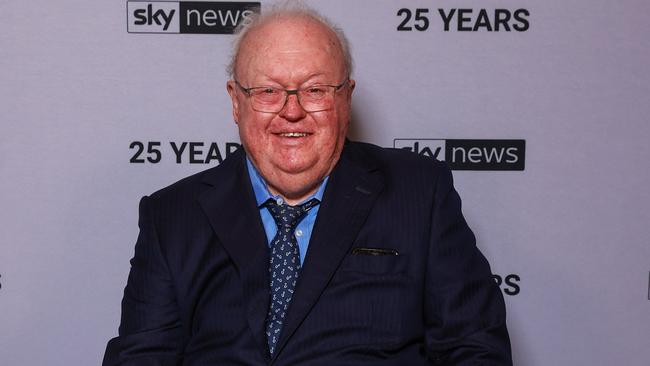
[
  {"x1": 181, "y1": 1, "x2": 260, "y2": 34},
  {"x1": 447, "y1": 139, "x2": 525, "y2": 171}
]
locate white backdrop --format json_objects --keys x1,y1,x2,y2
[{"x1": 1, "y1": 1, "x2": 649, "y2": 365}]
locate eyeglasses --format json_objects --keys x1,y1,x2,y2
[{"x1": 234, "y1": 79, "x2": 349, "y2": 113}]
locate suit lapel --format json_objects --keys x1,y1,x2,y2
[
  {"x1": 198, "y1": 151, "x2": 271, "y2": 361},
  {"x1": 271, "y1": 144, "x2": 385, "y2": 361}
]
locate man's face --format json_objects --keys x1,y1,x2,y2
[{"x1": 227, "y1": 17, "x2": 354, "y2": 202}]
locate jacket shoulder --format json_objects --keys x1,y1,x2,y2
[
  {"x1": 146, "y1": 148, "x2": 244, "y2": 205},
  {"x1": 345, "y1": 140, "x2": 449, "y2": 177}
]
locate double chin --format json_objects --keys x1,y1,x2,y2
[{"x1": 260, "y1": 155, "x2": 332, "y2": 203}]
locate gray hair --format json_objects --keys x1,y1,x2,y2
[{"x1": 226, "y1": 3, "x2": 353, "y2": 80}]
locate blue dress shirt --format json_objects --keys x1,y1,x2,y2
[{"x1": 246, "y1": 158, "x2": 328, "y2": 266}]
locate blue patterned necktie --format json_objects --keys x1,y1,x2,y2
[{"x1": 264, "y1": 197, "x2": 319, "y2": 355}]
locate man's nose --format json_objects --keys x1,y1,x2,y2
[{"x1": 279, "y1": 94, "x2": 307, "y2": 121}]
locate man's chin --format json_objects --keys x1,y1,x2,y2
[{"x1": 275, "y1": 161, "x2": 317, "y2": 176}]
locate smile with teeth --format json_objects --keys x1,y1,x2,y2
[{"x1": 278, "y1": 132, "x2": 310, "y2": 137}]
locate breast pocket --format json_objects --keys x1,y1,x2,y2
[
  {"x1": 339, "y1": 252, "x2": 408, "y2": 275},
  {"x1": 332, "y1": 250, "x2": 414, "y2": 344}
]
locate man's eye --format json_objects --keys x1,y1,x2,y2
[
  {"x1": 306, "y1": 87, "x2": 325, "y2": 94},
  {"x1": 262, "y1": 88, "x2": 277, "y2": 94}
]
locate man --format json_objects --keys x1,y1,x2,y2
[{"x1": 104, "y1": 5, "x2": 511, "y2": 365}]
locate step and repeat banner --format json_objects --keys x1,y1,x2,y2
[{"x1": 1, "y1": 0, "x2": 649, "y2": 365}]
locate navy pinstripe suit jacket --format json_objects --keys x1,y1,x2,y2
[{"x1": 103, "y1": 141, "x2": 511, "y2": 365}]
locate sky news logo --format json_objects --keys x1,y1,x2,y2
[
  {"x1": 127, "y1": 1, "x2": 260, "y2": 34},
  {"x1": 394, "y1": 139, "x2": 526, "y2": 171}
]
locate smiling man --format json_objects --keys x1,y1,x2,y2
[
  {"x1": 104, "y1": 5, "x2": 511, "y2": 366},
  {"x1": 225, "y1": 11, "x2": 353, "y2": 205}
]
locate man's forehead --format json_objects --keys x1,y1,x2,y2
[
  {"x1": 236, "y1": 16, "x2": 343, "y2": 75},
  {"x1": 256, "y1": 43, "x2": 334, "y2": 59},
  {"x1": 247, "y1": 17, "x2": 337, "y2": 52}
]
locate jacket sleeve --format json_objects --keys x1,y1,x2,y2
[
  {"x1": 424, "y1": 162, "x2": 512, "y2": 365},
  {"x1": 103, "y1": 196, "x2": 183, "y2": 366}
]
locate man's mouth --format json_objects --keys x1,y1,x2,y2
[{"x1": 277, "y1": 132, "x2": 310, "y2": 137}]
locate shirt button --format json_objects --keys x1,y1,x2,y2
[
  {"x1": 276, "y1": 198, "x2": 284, "y2": 205},
  {"x1": 295, "y1": 229, "x2": 303, "y2": 237}
]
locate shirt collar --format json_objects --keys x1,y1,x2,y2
[{"x1": 246, "y1": 157, "x2": 329, "y2": 207}]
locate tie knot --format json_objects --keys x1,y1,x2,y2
[{"x1": 264, "y1": 198, "x2": 319, "y2": 230}]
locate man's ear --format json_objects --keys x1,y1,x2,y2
[
  {"x1": 226, "y1": 80, "x2": 240, "y2": 124},
  {"x1": 346, "y1": 79, "x2": 356, "y2": 102}
]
